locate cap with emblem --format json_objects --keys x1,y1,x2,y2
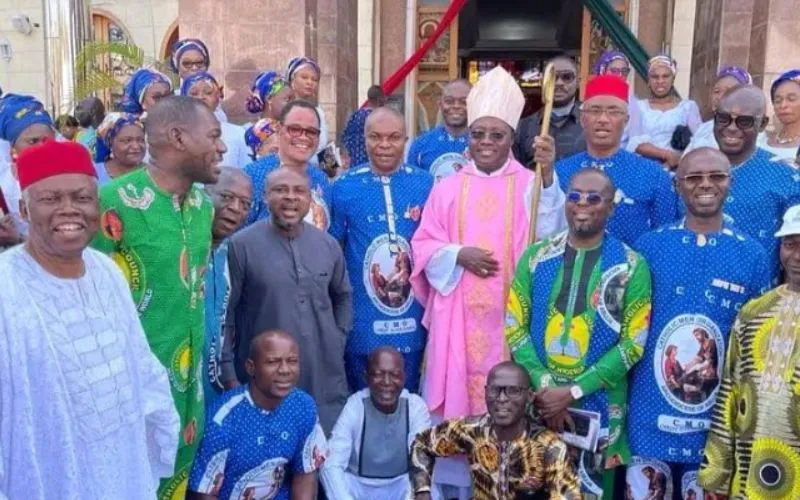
[{"x1": 775, "y1": 204, "x2": 800, "y2": 237}]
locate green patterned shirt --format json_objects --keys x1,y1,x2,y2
[{"x1": 92, "y1": 167, "x2": 213, "y2": 498}]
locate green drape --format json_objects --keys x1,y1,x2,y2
[{"x1": 583, "y1": 0, "x2": 651, "y2": 79}]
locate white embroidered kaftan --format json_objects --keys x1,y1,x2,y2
[{"x1": 0, "y1": 246, "x2": 179, "y2": 499}]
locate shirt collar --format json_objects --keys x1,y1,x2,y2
[{"x1": 470, "y1": 158, "x2": 512, "y2": 177}]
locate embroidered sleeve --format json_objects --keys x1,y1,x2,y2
[
  {"x1": 506, "y1": 243, "x2": 552, "y2": 389},
  {"x1": 409, "y1": 418, "x2": 471, "y2": 494},
  {"x1": 698, "y1": 314, "x2": 741, "y2": 494},
  {"x1": 574, "y1": 253, "x2": 652, "y2": 396},
  {"x1": 91, "y1": 189, "x2": 121, "y2": 255},
  {"x1": 540, "y1": 435, "x2": 582, "y2": 500}
]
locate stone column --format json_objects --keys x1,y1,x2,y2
[
  {"x1": 43, "y1": 0, "x2": 91, "y2": 114},
  {"x1": 689, "y1": 0, "x2": 756, "y2": 116},
  {"x1": 178, "y1": 0, "x2": 314, "y2": 125},
  {"x1": 750, "y1": 0, "x2": 800, "y2": 93},
  {"x1": 316, "y1": 0, "x2": 358, "y2": 141}
]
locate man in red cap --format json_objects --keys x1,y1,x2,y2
[
  {"x1": 0, "y1": 139, "x2": 179, "y2": 499},
  {"x1": 554, "y1": 75, "x2": 678, "y2": 246}
]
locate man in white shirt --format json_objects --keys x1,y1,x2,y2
[
  {"x1": 0, "y1": 139, "x2": 179, "y2": 499},
  {"x1": 322, "y1": 347, "x2": 431, "y2": 500}
]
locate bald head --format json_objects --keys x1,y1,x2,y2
[
  {"x1": 75, "y1": 97, "x2": 105, "y2": 128},
  {"x1": 677, "y1": 147, "x2": 730, "y2": 177},
  {"x1": 715, "y1": 85, "x2": 768, "y2": 164},
  {"x1": 266, "y1": 165, "x2": 309, "y2": 189},
  {"x1": 719, "y1": 85, "x2": 767, "y2": 116},
  {"x1": 365, "y1": 106, "x2": 405, "y2": 131},
  {"x1": 487, "y1": 361, "x2": 531, "y2": 388},
  {"x1": 209, "y1": 166, "x2": 250, "y2": 191},
  {"x1": 569, "y1": 168, "x2": 616, "y2": 199},
  {"x1": 248, "y1": 330, "x2": 297, "y2": 362},
  {"x1": 367, "y1": 347, "x2": 404, "y2": 372},
  {"x1": 145, "y1": 95, "x2": 213, "y2": 151},
  {"x1": 443, "y1": 79, "x2": 471, "y2": 96}
]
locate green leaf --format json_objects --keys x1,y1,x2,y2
[{"x1": 72, "y1": 41, "x2": 179, "y2": 108}]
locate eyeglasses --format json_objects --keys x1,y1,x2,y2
[
  {"x1": 470, "y1": 130, "x2": 508, "y2": 142},
  {"x1": 607, "y1": 67, "x2": 630, "y2": 77},
  {"x1": 566, "y1": 191, "x2": 607, "y2": 205},
  {"x1": 714, "y1": 112, "x2": 759, "y2": 130},
  {"x1": 678, "y1": 172, "x2": 731, "y2": 186},
  {"x1": 217, "y1": 191, "x2": 253, "y2": 210},
  {"x1": 555, "y1": 71, "x2": 576, "y2": 83},
  {"x1": 582, "y1": 107, "x2": 627, "y2": 119},
  {"x1": 284, "y1": 124, "x2": 321, "y2": 139},
  {"x1": 485, "y1": 385, "x2": 527, "y2": 400}
]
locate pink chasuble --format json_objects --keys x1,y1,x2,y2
[{"x1": 411, "y1": 159, "x2": 533, "y2": 419}]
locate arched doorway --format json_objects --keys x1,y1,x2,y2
[
  {"x1": 161, "y1": 23, "x2": 179, "y2": 62},
  {"x1": 90, "y1": 11, "x2": 135, "y2": 110}
]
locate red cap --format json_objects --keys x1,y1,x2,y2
[
  {"x1": 17, "y1": 139, "x2": 97, "y2": 190},
  {"x1": 584, "y1": 75, "x2": 629, "y2": 103}
]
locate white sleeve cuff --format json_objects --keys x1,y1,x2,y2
[{"x1": 424, "y1": 244, "x2": 464, "y2": 296}]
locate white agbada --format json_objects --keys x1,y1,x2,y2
[
  {"x1": 0, "y1": 246, "x2": 179, "y2": 499},
  {"x1": 321, "y1": 388, "x2": 431, "y2": 500}
]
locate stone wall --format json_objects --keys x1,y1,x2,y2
[
  {"x1": 0, "y1": 0, "x2": 48, "y2": 101},
  {"x1": 318, "y1": 0, "x2": 358, "y2": 142},
  {"x1": 178, "y1": 0, "x2": 357, "y2": 137},
  {"x1": 634, "y1": 0, "x2": 669, "y2": 96},
  {"x1": 91, "y1": 0, "x2": 178, "y2": 60},
  {"x1": 179, "y1": 0, "x2": 316, "y2": 126},
  {"x1": 689, "y1": 0, "x2": 724, "y2": 116},
  {"x1": 688, "y1": 0, "x2": 800, "y2": 119}
]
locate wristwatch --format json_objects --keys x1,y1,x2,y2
[{"x1": 569, "y1": 385, "x2": 584, "y2": 401}]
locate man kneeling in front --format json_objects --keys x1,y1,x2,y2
[
  {"x1": 410, "y1": 361, "x2": 581, "y2": 500},
  {"x1": 187, "y1": 330, "x2": 328, "y2": 500},
  {"x1": 321, "y1": 346, "x2": 432, "y2": 499}
]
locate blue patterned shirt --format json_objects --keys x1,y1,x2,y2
[
  {"x1": 556, "y1": 149, "x2": 679, "y2": 245},
  {"x1": 406, "y1": 126, "x2": 469, "y2": 181},
  {"x1": 714, "y1": 148, "x2": 800, "y2": 283},
  {"x1": 189, "y1": 386, "x2": 327, "y2": 500},
  {"x1": 330, "y1": 164, "x2": 434, "y2": 354},
  {"x1": 203, "y1": 241, "x2": 230, "y2": 408},
  {"x1": 341, "y1": 107, "x2": 373, "y2": 168},
  {"x1": 628, "y1": 222, "x2": 770, "y2": 463},
  {"x1": 243, "y1": 154, "x2": 332, "y2": 231}
]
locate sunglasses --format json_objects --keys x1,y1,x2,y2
[
  {"x1": 678, "y1": 172, "x2": 730, "y2": 186},
  {"x1": 714, "y1": 112, "x2": 759, "y2": 130},
  {"x1": 566, "y1": 191, "x2": 607, "y2": 205},
  {"x1": 555, "y1": 71, "x2": 576, "y2": 83},
  {"x1": 470, "y1": 130, "x2": 508, "y2": 142},
  {"x1": 284, "y1": 124, "x2": 321, "y2": 139}
]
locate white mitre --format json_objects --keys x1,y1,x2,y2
[{"x1": 466, "y1": 66, "x2": 525, "y2": 130}]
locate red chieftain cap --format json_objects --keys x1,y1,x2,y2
[
  {"x1": 584, "y1": 75, "x2": 630, "y2": 103},
  {"x1": 17, "y1": 139, "x2": 98, "y2": 190}
]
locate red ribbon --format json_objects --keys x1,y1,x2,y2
[{"x1": 365, "y1": 0, "x2": 469, "y2": 106}]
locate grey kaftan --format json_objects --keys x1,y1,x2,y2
[{"x1": 221, "y1": 220, "x2": 353, "y2": 433}]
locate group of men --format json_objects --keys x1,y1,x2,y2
[{"x1": 2, "y1": 49, "x2": 800, "y2": 500}]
